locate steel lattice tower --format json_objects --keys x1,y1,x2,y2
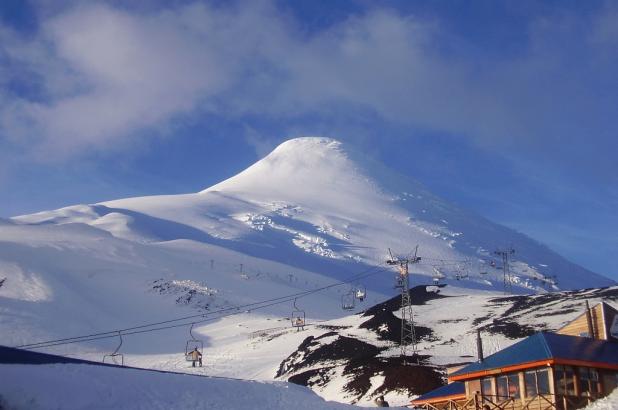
[
  {"x1": 399, "y1": 262, "x2": 417, "y2": 357},
  {"x1": 494, "y1": 247, "x2": 515, "y2": 294},
  {"x1": 387, "y1": 247, "x2": 421, "y2": 359}
]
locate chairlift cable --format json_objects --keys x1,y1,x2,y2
[{"x1": 16, "y1": 264, "x2": 389, "y2": 350}]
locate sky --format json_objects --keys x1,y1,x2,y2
[{"x1": 0, "y1": 0, "x2": 616, "y2": 281}]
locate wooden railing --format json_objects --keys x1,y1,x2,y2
[{"x1": 414, "y1": 393, "x2": 602, "y2": 410}]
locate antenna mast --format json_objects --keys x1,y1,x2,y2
[{"x1": 387, "y1": 246, "x2": 422, "y2": 358}]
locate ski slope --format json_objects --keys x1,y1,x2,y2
[{"x1": 0, "y1": 361, "x2": 356, "y2": 410}]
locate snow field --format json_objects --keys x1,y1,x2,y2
[{"x1": 0, "y1": 362, "x2": 359, "y2": 410}]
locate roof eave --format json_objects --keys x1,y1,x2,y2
[{"x1": 411, "y1": 393, "x2": 467, "y2": 405}]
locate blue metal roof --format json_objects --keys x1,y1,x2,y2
[
  {"x1": 451, "y1": 332, "x2": 618, "y2": 378},
  {"x1": 412, "y1": 382, "x2": 465, "y2": 403}
]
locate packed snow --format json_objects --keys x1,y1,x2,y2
[
  {"x1": 583, "y1": 388, "x2": 618, "y2": 410},
  {"x1": 0, "y1": 362, "x2": 358, "y2": 410}
]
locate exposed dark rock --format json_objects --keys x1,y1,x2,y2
[
  {"x1": 362, "y1": 286, "x2": 447, "y2": 317},
  {"x1": 278, "y1": 331, "x2": 443, "y2": 402},
  {"x1": 343, "y1": 356, "x2": 443, "y2": 401},
  {"x1": 276, "y1": 334, "x2": 380, "y2": 378},
  {"x1": 288, "y1": 367, "x2": 336, "y2": 388},
  {"x1": 359, "y1": 285, "x2": 442, "y2": 343},
  {"x1": 534, "y1": 308, "x2": 578, "y2": 318},
  {"x1": 480, "y1": 319, "x2": 541, "y2": 339},
  {"x1": 315, "y1": 325, "x2": 351, "y2": 331}
]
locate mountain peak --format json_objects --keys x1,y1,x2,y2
[
  {"x1": 201, "y1": 137, "x2": 369, "y2": 199},
  {"x1": 272, "y1": 137, "x2": 341, "y2": 152},
  {"x1": 263, "y1": 137, "x2": 350, "y2": 167}
]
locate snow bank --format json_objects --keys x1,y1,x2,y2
[
  {"x1": 0, "y1": 363, "x2": 355, "y2": 410},
  {"x1": 583, "y1": 388, "x2": 618, "y2": 410}
]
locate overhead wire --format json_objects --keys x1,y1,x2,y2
[{"x1": 16, "y1": 263, "x2": 391, "y2": 350}]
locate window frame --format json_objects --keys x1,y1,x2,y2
[
  {"x1": 555, "y1": 365, "x2": 576, "y2": 396},
  {"x1": 495, "y1": 372, "x2": 521, "y2": 400},
  {"x1": 524, "y1": 368, "x2": 550, "y2": 397},
  {"x1": 578, "y1": 367, "x2": 600, "y2": 397}
]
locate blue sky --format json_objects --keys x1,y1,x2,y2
[{"x1": 0, "y1": 0, "x2": 617, "y2": 281}]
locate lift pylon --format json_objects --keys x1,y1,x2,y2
[{"x1": 387, "y1": 246, "x2": 421, "y2": 359}]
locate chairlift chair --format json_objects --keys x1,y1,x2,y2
[
  {"x1": 103, "y1": 331, "x2": 124, "y2": 366},
  {"x1": 354, "y1": 285, "x2": 366, "y2": 301},
  {"x1": 432, "y1": 267, "x2": 444, "y2": 284},
  {"x1": 291, "y1": 298, "x2": 306, "y2": 328},
  {"x1": 394, "y1": 275, "x2": 404, "y2": 289},
  {"x1": 185, "y1": 323, "x2": 204, "y2": 362},
  {"x1": 342, "y1": 292, "x2": 355, "y2": 310}
]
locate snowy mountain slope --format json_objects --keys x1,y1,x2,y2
[
  {"x1": 0, "y1": 220, "x2": 368, "y2": 351},
  {"x1": 13, "y1": 137, "x2": 614, "y2": 291},
  {"x1": 1, "y1": 214, "x2": 616, "y2": 406},
  {"x1": 1, "y1": 137, "x2": 616, "y2": 407}
]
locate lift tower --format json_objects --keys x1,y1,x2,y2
[
  {"x1": 495, "y1": 247, "x2": 515, "y2": 294},
  {"x1": 387, "y1": 246, "x2": 421, "y2": 358}
]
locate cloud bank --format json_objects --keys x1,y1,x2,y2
[{"x1": 0, "y1": 1, "x2": 616, "y2": 164}]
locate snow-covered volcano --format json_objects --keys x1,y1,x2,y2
[
  {"x1": 14, "y1": 137, "x2": 613, "y2": 291},
  {"x1": 1, "y1": 137, "x2": 615, "y2": 407}
]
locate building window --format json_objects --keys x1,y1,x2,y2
[
  {"x1": 525, "y1": 371, "x2": 538, "y2": 396},
  {"x1": 579, "y1": 368, "x2": 600, "y2": 396},
  {"x1": 481, "y1": 378, "x2": 493, "y2": 396},
  {"x1": 481, "y1": 378, "x2": 492, "y2": 396},
  {"x1": 507, "y1": 373, "x2": 521, "y2": 399},
  {"x1": 537, "y1": 369, "x2": 550, "y2": 394},
  {"x1": 555, "y1": 365, "x2": 576, "y2": 396},
  {"x1": 524, "y1": 368, "x2": 550, "y2": 397},
  {"x1": 496, "y1": 373, "x2": 520, "y2": 399}
]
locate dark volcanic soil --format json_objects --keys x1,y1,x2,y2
[
  {"x1": 277, "y1": 332, "x2": 443, "y2": 402},
  {"x1": 359, "y1": 285, "x2": 444, "y2": 343},
  {"x1": 276, "y1": 287, "x2": 448, "y2": 402}
]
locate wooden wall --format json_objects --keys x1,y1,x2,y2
[{"x1": 557, "y1": 303, "x2": 617, "y2": 340}]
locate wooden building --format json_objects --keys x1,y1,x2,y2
[
  {"x1": 411, "y1": 302, "x2": 618, "y2": 410},
  {"x1": 557, "y1": 301, "x2": 618, "y2": 342}
]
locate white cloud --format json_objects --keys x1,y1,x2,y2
[{"x1": 0, "y1": 1, "x2": 616, "y2": 162}]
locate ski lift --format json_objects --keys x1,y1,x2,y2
[
  {"x1": 291, "y1": 298, "x2": 305, "y2": 329},
  {"x1": 185, "y1": 323, "x2": 204, "y2": 361},
  {"x1": 432, "y1": 267, "x2": 444, "y2": 284},
  {"x1": 354, "y1": 285, "x2": 366, "y2": 302},
  {"x1": 342, "y1": 292, "x2": 355, "y2": 310},
  {"x1": 103, "y1": 331, "x2": 124, "y2": 366}
]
